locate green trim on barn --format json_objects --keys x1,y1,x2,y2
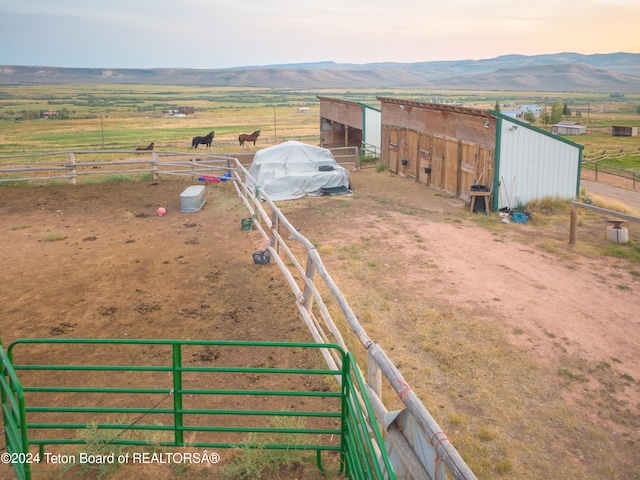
[
  {"x1": 493, "y1": 116, "x2": 503, "y2": 211},
  {"x1": 489, "y1": 110, "x2": 584, "y2": 151}
]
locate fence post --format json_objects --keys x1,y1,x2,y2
[
  {"x1": 67, "y1": 152, "x2": 76, "y2": 185},
  {"x1": 303, "y1": 254, "x2": 317, "y2": 314},
  {"x1": 152, "y1": 152, "x2": 159, "y2": 181},
  {"x1": 569, "y1": 203, "x2": 578, "y2": 245},
  {"x1": 172, "y1": 343, "x2": 184, "y2": 445}
]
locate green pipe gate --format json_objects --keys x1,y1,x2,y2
[{"x1": 0, "y1": 339, "x2": 394, "y2": 480}]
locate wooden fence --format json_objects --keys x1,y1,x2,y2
[
  {"x1": 231, "y1": 160, "x2": 476, "y2": 480},
  {"x1": 0, "y1": 147, "x2": 359, "y2": 185},
  {"x1": 581, "y1": 148, "x2": 640, "y2": 191}
]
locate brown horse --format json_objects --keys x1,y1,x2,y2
[
  {"x1": 135, "y1": 142, "x2": 154, "y2": 151},
  {"x1": 238, "y1": 130, "x2": 261, "y2": 147}
]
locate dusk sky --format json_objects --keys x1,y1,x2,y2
[{"x1": 1, "y1": 0, "x2": 639, "y2": 69}]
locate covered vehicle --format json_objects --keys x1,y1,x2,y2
[{"x1": 247, "y1": 141, "x2": 351, "y2": 201}]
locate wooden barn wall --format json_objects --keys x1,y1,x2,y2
[
  {"x1": 383, "y1": 131, "x2": 493, "y2": 199},
  {"x1": 319, "y1": 98, "x2": 364, "y2": 148},
  {"x1": 381, "y1": 102, "x2": 495, "y2": 201},
  {"x1": 319, "y1": 100, "x2": 363, "y2": 129}
]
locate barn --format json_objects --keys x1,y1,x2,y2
[
  {"x1": 377, "y1": 97, "x2": 583, "y2": 210},
  {"x1": 318, "y1": 96, "x2": 381, "y2": 159}
]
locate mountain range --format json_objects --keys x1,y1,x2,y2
[{"x1": 1, "y1": 52, "x2": 639, "y2": 92}]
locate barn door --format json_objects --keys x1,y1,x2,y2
[
  {"x1": 443, "y1": 138, "x2": 459, "y2": 194},
  {"x1": 388, "y1": 127, "x2": 399, "y2": 172},
  {"x1": 397, "y1": 129, "x2": 411, "y2": 178},
  {"x1": 459, "y1": 142, "x2": 479, "y2": 198},
  {"x1": 430, "y1": 136, "x2": 445, "y2": 189},
  {"x1": 418, "y1": 133, "x2": 432, "y2": 185}
]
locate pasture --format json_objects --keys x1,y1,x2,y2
[{"x1": 1, "y1": 84, "x2": 639, "y2": 157}]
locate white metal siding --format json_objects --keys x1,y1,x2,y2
[
  {"x1": 363, "y1": 107, "x2": 381, "y2": 154},
  {"x1": 498, "y1": 119, "x2": 580, "y2": 209}
]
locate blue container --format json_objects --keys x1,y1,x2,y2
[{"x1": 512, "y1": 212, "x2": 529, "y2": 224}]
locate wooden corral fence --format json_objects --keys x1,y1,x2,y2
[
  {"x1": 0, "y1": 148, "x2": 475, "y2": 479},
  {"x1": 231, "y1": 160, "x2": 477, "y2": 480},
  {"x1": 0, "y1": 147, "x2": 359, "y2": 185},
  {"x1": 0, "y1": 151, "x2": 235, "y2": 185},
  {"x1": 582, "y1": 148, "x2": 640, "y2": 191},
  {"x1": 384, "y1": 129, "x2": 494, "y2": 199}
]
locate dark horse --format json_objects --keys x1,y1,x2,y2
[
  {"x1": 238, "y1": 130, "x2": 261, "y2": 147},
  {"x1": 135, "y1": 142, "x2": 154, "y2": 151},
  {"x1": 191, "y1": 131, "x2": 214, "y2": 149}
]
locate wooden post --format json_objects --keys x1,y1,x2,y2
[
  {"x1": 152, "y1": 151, "x2": 159, "y2": 182},
  {"x1": 270, "y1": 210, "x2": 279, "y2": 253},
  {"x1": 569, "y1": 203, "x2": 578, "y2": 245},
  {"x1": 67, "y1": 152, "x2": 76, "y2": 185},
  {"x1": 303, "y1": 253, "x2": 316, "y2": 314}
]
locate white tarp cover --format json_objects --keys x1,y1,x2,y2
[{"x1": 247, "y1": 141, "x2": 350, "y2": 201}]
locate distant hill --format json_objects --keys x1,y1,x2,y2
[{"x1": 1, "y1": 52, "x2": 639, "y2": 92}]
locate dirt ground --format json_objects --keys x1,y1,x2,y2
[{"x1": 0, "y1": 168, "x2": 639, "y2": 479}]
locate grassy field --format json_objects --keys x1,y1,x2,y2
[{"x1": 1, "y1": 84, "x2": 639, "y2": 158}]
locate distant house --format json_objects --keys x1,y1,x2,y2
[
  {"x1": 521, "y1": 105, "x2": 543, "y2": 118},
  {"x1": 178, "y1": 106, "x2": 194, "y2": 115},
  {"x1": 501, "y1": 105, "x2": 542, "y2": 120},
  {"x1": 297, "y1": 107, "x2": 310, "y2": 113},
  {"x1": 552, "y1": 121, "x2": 586, "y2": 135},
  {"x1": 41, "y1": 111, "x2": 58, "y2": 119},
  {"x1": 612, "y1": 126, "x2": 638, "y2": 137},
  {"x1": 501, "y1": 109, "x2": 523, "y2": 119}
]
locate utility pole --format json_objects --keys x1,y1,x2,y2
[
  {"x1": 273, "y1": 106, "x2": 277, "y2": 143},
  {"x1": 100, "y1": 113, "x2": 105, "y2": 149}
]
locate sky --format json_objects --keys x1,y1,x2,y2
[{"x1": 1, "y1": 0, "x2": 639, "y2": 69}]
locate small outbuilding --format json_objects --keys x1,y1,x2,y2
[
  {"x1": 612, "y1": 126, "x2": 638, "y2": 137},
  {"x1": 318, "y1": 96, "x2": 381, "y2": 159},
  {"x1": 551, "y1": 121, "x2": 586, "y2": 135}
]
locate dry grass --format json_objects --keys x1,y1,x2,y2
[{"x1": 286, "y1": 175, "x2": 639, "y2": 479}]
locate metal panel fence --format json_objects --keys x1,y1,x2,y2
[{"x1": 1, "y1": 339, "x2": 393, "y2": 480}]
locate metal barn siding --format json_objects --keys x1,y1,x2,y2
[
  {"x1": 494, "y1": 114, "x2": 583, "y2": 210},
  {"x1": 362, "y1": 104, "x2": 381, "y2": 156}
]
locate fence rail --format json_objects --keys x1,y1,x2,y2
[
  {"x1": 569, "y1": 201, "x2": 640, "y2": 245},
  {"x1": 581, "y1": 148, "x2": 640, "y2": 191}
]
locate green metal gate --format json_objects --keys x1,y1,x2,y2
[{"x1": 0, "y1": 339, "x2": 394, "y2": 479}]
